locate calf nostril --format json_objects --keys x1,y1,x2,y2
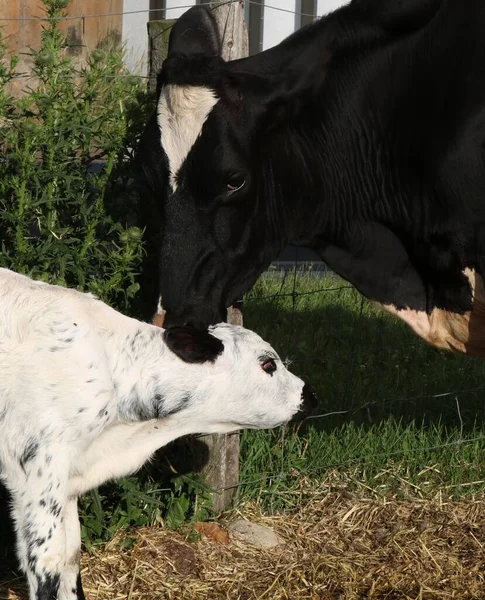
[
  {"x1": 290, "y1": 383, "x2": 317, "y2": 424},
  {"x1": 301, "y1": 383, "x2": 318, "y2": 411}
]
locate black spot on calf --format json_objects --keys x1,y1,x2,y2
[
  {"x1": 20, "y1": 440, "x2": 39, "y2": 473},
  {"x1": 36, "y1": 572, "x2": 60, "y2": 600},
  {"x1": 96, "y1": 404, "x2": 108, "y2": 419},
  {"x1": 76, "y1": 572, "x2": 86, "y2": 600}
]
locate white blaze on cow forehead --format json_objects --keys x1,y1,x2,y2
[{"x1": 157, "y1": 84, "x2": 219, "y2": 190}]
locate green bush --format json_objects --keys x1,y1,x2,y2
[{"x1": 0, "y1": 0, "x2": 150, "y2": 310}]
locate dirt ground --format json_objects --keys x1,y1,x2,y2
[{"x1": 1, "y1": 488, "x2": 484, "y2": 600}]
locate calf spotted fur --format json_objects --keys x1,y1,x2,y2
[{"x1": 0, "y1": 268, "x2": 315, "y2": 600}]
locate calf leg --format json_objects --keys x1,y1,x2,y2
[
  {"x1": 70, "y1": 417, "x2": 217, "y2": 496},
  {"x1": 9, "y1": 449, "x2": 70, "y2": 600},
  {"x1": 58, "y1": 497, "x2": 85, "y2": 600}
]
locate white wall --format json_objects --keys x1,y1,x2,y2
[
  {"x1": 122, "y1": 0, "x2": 200, "y2": 75},
  {"x1": 165, "y1": 0, "x2": 197, "y2": 20},
  {"x1": 261, "y1": 0, "x2": 349, "y2": 51},
  {"x1": 122, "y1": 0, "x2": 149, "y2": 75},
  {"x1": 262, "y1": 0, "x2": 296, "y2": 51}
]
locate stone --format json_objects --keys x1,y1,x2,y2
[{"x1": 228, "y1": 520, "x2": 285, "y2": 549}]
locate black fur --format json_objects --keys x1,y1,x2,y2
[
  {"x1": 164, "y1": 325, "x2": 224, "y2": 363},
  {"x1": 76, "y1": 572, "x2": 86, "y2": 600},
  {"x1": 36, "y1": 573, "x2": 60, "y2": 600}
]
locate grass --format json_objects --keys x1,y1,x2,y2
[{"x1": 237, "y1": 267, "x2": 485, "y2": 508}]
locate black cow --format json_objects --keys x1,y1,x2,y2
[{"x1": 138, "y1": 0, "x2": 485, "y2": 357}]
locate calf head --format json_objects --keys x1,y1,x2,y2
[
  {"x1": 139, "y1": 6, "x2": 334, "y2": 329},
  {"x1": 164, "y1": 323, "x2": 317, "y2": 429}
]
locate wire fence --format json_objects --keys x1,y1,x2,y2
[
  {"x1": 177, "y1": 247, "x2": 485, "y2": 498},
  {"x1": 2, "y1": 1, "x2": 236, "y2": 81},
  {"x1": 1, "y1": 0, "x2": 322, "y2": 84},
  {"x1": 218, "y1": 434, "x2": 485, "y2": 492},
  {"x1": 0, "y1": 1, "x2": 316, "y2": 22}
]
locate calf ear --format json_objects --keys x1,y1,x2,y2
[
  {"x1": 167, "y1": 6, "x2": 221, "y2": 58},
  {"x1": 164, "y1": 325, "x2": 224, "y2": 364}
]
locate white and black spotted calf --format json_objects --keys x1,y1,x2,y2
[{"x1": 0, "y1": 267, "x2": 315, "y2": 600}]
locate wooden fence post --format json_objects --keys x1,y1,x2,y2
[
  {"x1": 147, "y1": 19, "x2": 174, "y2": 94},
  {"x1": 147, "y1": 1, "x2": 249, "y2": 513},
  {"x1": 202, "y1": 0, "x2": 249, "y2": 514},
  {"x1": 210, "y1": 1, "x2": 249, "y2": 62}
]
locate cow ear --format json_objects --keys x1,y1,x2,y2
[
  {"x1": 164, "y1": 325, "x2": 224, "y2": 364},
  {"x1": 167, "y1": 6, "x2": 221, "y2": 58}
]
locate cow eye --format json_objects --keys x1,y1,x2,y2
[
  {"x1": 261, "y1": 358, "x2": 277, "y2": 375},
  {"x1": 226, "y1": 174, "x2": 246, "y2": 194}
]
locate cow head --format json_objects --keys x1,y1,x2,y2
[{"x1": 139, "y1": 6, "x2": 333, "y2": 328}]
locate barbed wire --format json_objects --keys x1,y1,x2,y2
[
  {"x1": 0, "y1": 0, "x2": 317, "y2": 22},
  {"x1": 0, "y1": 4, "x2": 202, "y2": 21},
  {"x1": 253, "y1": 1, "x2": 315, "y2": 18},
  {"x1": 249, "y1": 284, "x2": 354, "y2": 302},
  {"x1": 4, "y1": 72, "x2": 150, "y2": 80},
  {"x1": 193, "y1": 382, "x2": 485, "y2": 441},
  {"x1": 305, "y1": 383, "x2": 485, "y2": 421}
]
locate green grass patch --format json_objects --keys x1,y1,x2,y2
[{"x1": 237, "y1": 268, "x2": 485, "y2": 509}]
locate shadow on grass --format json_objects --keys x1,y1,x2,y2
[{"x1": 244, "y1": 295, "x2": 485, "y2": 433}]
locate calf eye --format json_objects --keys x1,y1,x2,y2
[
  {"x1": 261, "y1": 358, "x2": 277, "y2": 375},
  {"x1": 226, "y1": 175, "x2": 246, "y2": 194}
]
